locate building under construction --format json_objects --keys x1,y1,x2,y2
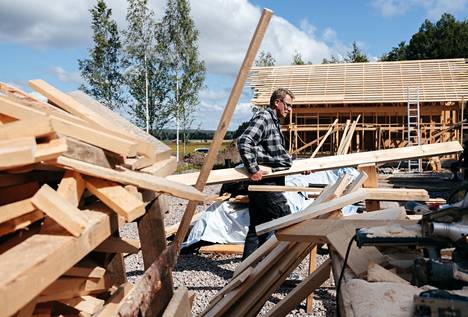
[{"x1": 249, "y1": 58, "x2": 468, "y2": 157}]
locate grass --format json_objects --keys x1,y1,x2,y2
[{"x1": 164, "y1": 140, "x2": 230, "y2": 157}]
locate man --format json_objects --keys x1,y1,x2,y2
[{"x1": 237, "y1": 88, "x2": 294, "y2": 259}]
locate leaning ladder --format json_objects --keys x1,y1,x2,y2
[{"x1": 407, "y1": 87, "x2": 422, "y2": 172}]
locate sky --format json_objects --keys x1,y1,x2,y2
[{"x1": 1, "y1": 0, "x2": 467, "y2": 130}]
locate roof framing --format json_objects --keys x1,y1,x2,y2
[{"x1": 249, "y1": 58, "x2": 468, "y2": 105}]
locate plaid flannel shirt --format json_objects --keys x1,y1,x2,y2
[{"x1": 237, "y1": 107, "x2": 292, "y2": 174}]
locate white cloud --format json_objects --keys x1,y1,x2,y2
[
  {"x1": 193, "y1": 99, "x2": 254, "y2": 130},
  {"x1": 50, "y1": 66, "x2": 82, "y2": 85},
  {"x1": 371, "y1": 0, "x2": 468, "y2": 18}
]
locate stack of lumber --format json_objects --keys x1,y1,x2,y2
[
  {"x1": 0, "y1": 80, "x2": 206, "y2": 317},
  {"x1": 199, "y1": 146, "x2": 460, "y2": 316}
]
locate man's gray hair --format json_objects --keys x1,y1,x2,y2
[{"x1": 269, "y1": 88, "x2": 295, "y2": 108}]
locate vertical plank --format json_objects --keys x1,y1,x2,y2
[
  {"x1": 305, "y1": 246, "x2": 317, "y2": 313},
  {"x1": 357, "y1": 163, "x2": 380, "y2": 211},
  {"x1": 174, "y1": 8, "x2": 273, "y2": 248},
  {"x1": 57, "y1": 170, "x2": 85, "y2": 208}
]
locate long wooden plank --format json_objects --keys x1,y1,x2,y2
[
  {"x1": 59, "y1": 296, "x2": 105, "y2": 315},
  {"x1": 257, "y1": 188, "x2": 423, "y2": 235},
  {"x1": 276, "y1": 218, "x2": 417, "y2": 242},
  {"x1": 35, "y1": 138, "x2": 68, "y2": 162},
  {"x1": 0, "y1": 208, "x2": 113, "y2": 317},
  {"x1": 56, "y1": 156, "x2": 207, "y2": 202},
  {"x1": 51, "y1": 117, "x2": 138, "y2": 157},
  {"x1": 167, "y1": 142, "x2": 462, "y2": 185},
  {"x1": 311, "y1": 119, "x2": 338, "y2": 157},
  {"x1": 265, "y1": 259, "x2": 331, "y2": 317},
  {"x1": 85, "y1": 176, "x2": 146, "y2": 222},
  {"x1": 0, "y1": 137, "x2": 36, "y2": 170},
  {"x1": 0, "y1": 199, "x2": 36, "y2": 224},
  {"x1": 199, "y1": 244, "x2": 244, "y2": 254},
  {"x1": 0, "y1": 117, "x2": 53, "y2": 139},
  {"x1": 57, "y1": 170, "x2": 85, "y2": 208},
  {"x1": 31, "y1": 184, "x2": 88, "y2": 237},
  {"x1": 162, "y1": 287, "x2": 191, "y2": 317},
  {"x1": 173, "y1": 8, "x2": 273, "y2": 248},
  {"x1": 248, "y1": 185, "x2": 322, "y2": 193}
]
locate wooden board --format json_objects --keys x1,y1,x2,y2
[
  {"x1": 167, "y1": 142, "x2": 462, "y2": 185},
  {"x1": 85, "y1": 176, "x2": 146, "y2": 222},
  {"x1": 56, "y1": 156, "x2": 207, "y2": 202},
  {"x1": 162, "y1": 287, "x2": 191, "y2": 317},
  {"x1": 199, "y1": 244, "x2": 244, "y2": 254},
  {"x1": 0, "y1": 117, "x2": 54, "y2": 139},
  {"x1": 327, "y1": 224, "x2": 385, "y2": 276},
  {"x1": 0, "y1": 208, "x2": 113, "y2": 316},
  {"x1": 31, "y1": 184, "x2": 88, "y2": 237},
  {"x1": 57, "y1": 170, "x2": 85, "y2": 208},
  {"x1": 257, "y1": 188, "x2": 425, "y2": 235},
  {"x1": 248, "y1": 185, "x2": 322, "y2": 193},
  {"x1": 59, "y1": 295, "x2": 105, "y2": 315},
  {"x1": 94, "y1": 237, "x2": 140, "y2": 254},
  {"x1": 0, "y1": 137, "x2": 36, "y2": 170},
  {"x1": 265, "y1": 259, "x2": 331, "y2": 317},
  {"x1": 0, "y1": 199, "x2": 36, "y2": 224}
]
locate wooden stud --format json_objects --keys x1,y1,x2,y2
[
  {"x1": 31, "y1": 184, "x2": 88, "y2": 237},
  {"x1": 57, "y1": 171, "x2": 85, "y2": 208}
]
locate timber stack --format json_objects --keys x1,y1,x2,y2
[{"x1": 0, "y1": 80, "x2": 205, "y2": 317}]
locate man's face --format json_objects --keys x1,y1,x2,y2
[{"x1": 274, "y1": 94, "x2": 293, "y2": 119}]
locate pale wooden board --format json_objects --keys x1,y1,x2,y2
[
  {"x1": 59, "y1": 296, "x2": 105, "y2": 315},
  {"x1": 31, "y1": 184, "x2": 88, "y2": 237},
  {"x1": 257, "y1": 188, "x2": 426, "y2": 235},
  {"x1": 167, "y1": 142, "x2": 462, "y2": 185},
  {"x1": 57, "y1": 156, "x2": 207, "y2": 202},
  {"x1": 0, "y1": 117, "x2": 53, "y2": 139},
  {"x1": 0, "y1": 199, "x2": 36, "y2": 224},
  {"x1": 199, "y1": 244, "x2": 244, "y2": 254},
  {"x1": 84, "y1": 176, "x2": 146, "y2": 222},
  {"x1": 0, "y1": 137, "x2": 36, "y2": 170},
  {"x1": 327, "y1": 224, "x2": 385, "y2": 276},
  {"x1": 0, "y1": 208, "x2": 113, "y2": 316},
  {"x1": 57, "y1": 170, "x2": 85, "y2": 208},
  {"x1": 265, "y1": 259, "x2": 331, "y2": 317},
  {"x1": 162, "y1": 287, "x2": 191, "y2": 317},
  {"x1": 68, "y1": 90, "x2": 171, "y2": 161},
  {"x1": 367, "y1": 261, "x2": 410, "y2": 284}
]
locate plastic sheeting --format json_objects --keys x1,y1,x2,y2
[{"x1": 183, "y1": 167, "x2": 360, "y2": 248}]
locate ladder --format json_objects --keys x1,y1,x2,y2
[{"x1": 407, "y1": 87, "x2": 422, "y2": 172}]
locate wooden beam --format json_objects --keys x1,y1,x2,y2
[
  {"x1": 257, "y1": 188, "x2": 425, "y2": 235},
  {"x1": 265, "y1": 259, "x2": 331, "y2": 317},
  {"x1": 0, "y1": 117, "x2": 54, "y2": 139},
  {"x1": 275, "y1": 218, "x2": 416, "y2": 242},
  {"x1": 140, "y1": 157, "x2": 177, "y2": 177},
  {"x1": 367, "y1": 261, "x2": 409, "y2": 284},
  {"x1": 64, "y1": 261, "x2": 106, "y2": 279},
  {"x1": 57, "y1": 170, "x2": 85, "y2": 208},
  {"x1": 58, "y1": 296, "x2": 105, "y2": 315},
  {"x1": 162, "y1": 287, "x2": 191, "y2": 317},
  {"x1": 248, "y1": 185, "x2": 322, "y2": 193},
  {"x1": 84, "y1": 176, "x2": 146, "y2": 222},
  {"x1": 173, "y1": 8, "x2": 273, "y2": 248},
  {"x1": 31, "y1": 184, "x2": 88, "y2": 237},
  {"x1": 35, "y1": 138, "x2": 68, "y2": 162},
  {"x1": 199, "y1": 244, "x2": 244, "y2": 254},
  {"x1": 56, "y1": 156, "x2": 207, "y2": 202},
  {"x1": 62, "y1": 137, "x2": 122, "y2": 169},
  {"x1": 94, "y1": 237, "x2": 140, "y2": 254},
  {"x1": 51, "y1": 117, "x2": 138, "y2": 157},
  {"x1": 0, "y1": 207, "x2": 113, "y2": 316},
  {"x1": 311, "y1": 119, "x2": 338, "y2": 158},
  {"x1": 0, "y1": 209, "x2": 44, "y2": 238},
  {"x1": 0, "y1": 137, "x2": 36, "y2": 170},
  {"x1": 0, "y1": 199, "x2": 36, "y2": 224},
  {"x1": 167, "y1": 141, "x2": 463, "y2": 185},
  {"x1": 358, "y1": 163, "x2": 380, "y2": 211}
]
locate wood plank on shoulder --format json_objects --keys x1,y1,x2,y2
[{"x1": 167, "y1": 142, "x2": 463, "y2": 185}]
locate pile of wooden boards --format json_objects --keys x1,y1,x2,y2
[
  {"x1": 0, "y1": 80, "x2": 207, "y2": 317},
  {"x1": 198, "y1": 155, "x2": 460, "y2": 316}
]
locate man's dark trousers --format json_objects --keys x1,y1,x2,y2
[{"x1": 242, "y1": 176, "x2": 291, "y2": 260}]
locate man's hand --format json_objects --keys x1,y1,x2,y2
[{"x1": 249, "y1": 170, "x2": 264, "y2": 182}]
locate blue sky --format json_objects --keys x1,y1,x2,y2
[{"x1": 0, "y1": 0, "x2": 467, "y2": 130}]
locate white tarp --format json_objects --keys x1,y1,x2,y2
[{"x1": 183, "y1": 167, "x2": 360, "y2": 248}]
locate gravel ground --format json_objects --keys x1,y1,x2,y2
[{"x1": 120, "y1": 185, "x2": 336, "y2": 316}]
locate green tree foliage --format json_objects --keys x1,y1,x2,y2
[
  {"x1": 322, "y1": 55, "x2": 342, "y2": 64},
  {"x1": 344, "y1": 41, "x2": 369, "y2": 63},
  {"x1": 123, "y1": 0, "x2": 171, "y2": 132},
  {"x1": 157, "y1": 0, "x2": 206, "y2": 154},
  {"x1": 255, "y1": 50, "x2": 275, "y2": 66},
  {"x1": 381, "y1": 14, "x2": 468, "y2": 61},
  {"x1": 78, "y1": 0, "x2": 124, "y2": 110},
  {"x1": 292, "y1": 51, "x2": 305, "y2": 65}
]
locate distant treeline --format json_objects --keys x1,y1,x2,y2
[{"x1": 153, "y1": 129, "x2": 236, "y2": 141}]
